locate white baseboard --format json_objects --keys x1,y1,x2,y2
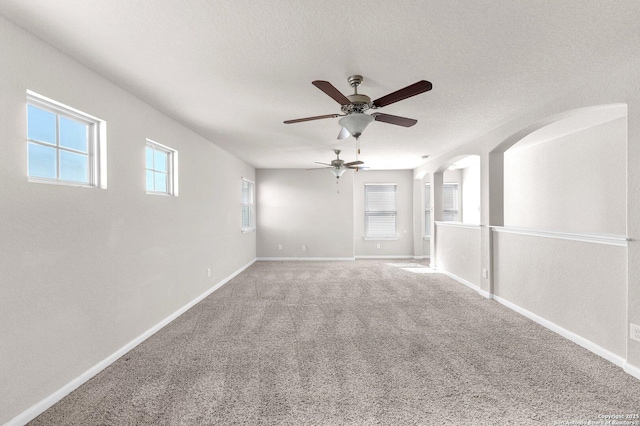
[
  {"x1": 624, "y1": 362, "x2": 640, "y2": 380},
  {"x1": 437, "y1": 269, "x2": 492, "y2": 299},
  {"x1": 493, "y1": 295, "x2": 626, "y2": 369},
  {"x1": 256, "y1": 257, "x2": 355, "y2": 261},
  {"x1": 436, "y1": 267, "x2": 635, "y2": 381},
  {"x1": 5, "y1": 258, "x2": 257, "y2": 426},
  {"x1": 413, "y1": 256, "x2": 430, "y2": 260},
  {"x1": 355, "y1": 255, "x2": 415, "y2": 259}
]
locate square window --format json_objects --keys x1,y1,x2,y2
[
  {"x1": 26, "y1": 92, "x2": 104, "y2": 187},
  {"x1": 146, "y1": 139, "x2": 177, "y2": 196}
]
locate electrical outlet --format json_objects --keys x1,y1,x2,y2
[
  {"x1": 631, "y1": 323, "x2": 640, "y2": 343},
  {"x1": 482, "y1": 269, "x2": 489, "y2": 279},
  {"x1": 207, "y1": 268, "x2": 211, "y2": 278},
  {"x1": 376, "y1": 243, "x2": 381, "y2": 249},
  {"x1": 301, "y1": 245, "x2": 306, "y2": 251},
  {"x1": 278, "y1": 244, "x2": 282, "y2": 250}
]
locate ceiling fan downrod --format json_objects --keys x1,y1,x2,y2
[{"x1": 341, "y1": 75, "x2": 372, "y2": 115}]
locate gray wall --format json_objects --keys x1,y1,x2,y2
[
  {"x1": 255, "y1": 169, "x2": 416, "y2": 259},
  {"x1": 491, "y1": 116, "x2": 627, "y2": 358},
  {"x1": 256, "y1": 169, "x2": 354, "y2": 259},
  {"x1": 0, "y1": 17, "x2": 255, "y2": 424},
  {"x1": 415, "y1": 98, "x2": 634, "y2": 371},
  {"x1": 435, "y1": 224, "x2": 481, "y2": 287},
  {"x1": 504, "y1": 117, "x2": 626, "y2": 234},
  {"x1": 461, "y1": 162, "x2": 481, "y2": 224},
  {"x1": 493, "y1": 232, "x2": 627, "y2": 358}
]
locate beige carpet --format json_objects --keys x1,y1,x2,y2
[{"x1": 30, "y1": 260, "x2": 640, "y2": 425}]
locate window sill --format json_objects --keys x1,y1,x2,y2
[
  {"x1": 29, "y1": 177, "x2": 95, "y2": 188},
  {"x1": 241, "y1": 228, "x2": 256, "y2": 234},
  {"x1": 363, "y1": 236, "x2": 399, "y2": 241},
  {"x1": 146, "y1": 191, "x2": 176, "y2": 196},
  {"x1": 423, "y1": 236, "x2": 431, "y2": 240}
]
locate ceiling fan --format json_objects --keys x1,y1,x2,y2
[
  {"x1": 284, "y1": 75, "x2": 432, "y2": 140},
  {"x1": 306, "y1": 149, "x2": 367, "y2": 181}
]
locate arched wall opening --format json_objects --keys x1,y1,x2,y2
[
  {"x1": 428, "y1": 154, "x2": 482, "y2": 287},
  {"x1": 488, "y1": 103, "x2": 628, "y2": 363},
  {"x1": 499, "y1": 104, "x2": 627, "y2": 235}
]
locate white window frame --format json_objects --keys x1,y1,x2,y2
[
  {"x1": 443, "y1": 183, "x2": 459, "y2": 221},
  {"x1": 26, "y1": 91, "x2": 106, "y2": 188},
  {"x1": 145, "y1": 139, "x2": 178, "y2": 196},
  {"x1": 241, "y1": 178, "x2": 255, "y2": 233},
  {"x1": 425, "y1": 183, "x2": 431, "y2": 238},
  {"x1": 364, "y1": 183, "x2": 398, "y2": 240}
]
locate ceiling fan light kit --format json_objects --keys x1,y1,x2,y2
[
  {"x1": 330, "y1": 168, "x2": 347, "y2": 179},
  {"x1": 338, "y1": 113, "x2": 374, "y2": 139}
]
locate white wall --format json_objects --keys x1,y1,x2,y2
[
  {"x1": 256, "y1": 169, "x2": 354, "y2": 259},
  {"x1": 493, "y1": 231, "x2": 626, "y2": 358},
  {"x1": 415, "y1": 91, "x2": 638, "y2": 374},
  {"x1": 255, "y1": 169, "x2": 419, "y2": 260},
  {"x1": 504, "y1": 117, "x2": 626, "y2": 235},
  {"x1": 435, "y1": 224, "x2": 481, "y2": 287},
  {"x1": 0, "y1": 17, "x2": 255, "y2": 424},
  {"x1": 421, "y1": 176, "x2": 431, "y2": 258},
  {"x1": 461, "y1": 163, "x2": 481, "y2": 225},
  {"x1": 353, "y1": 170, "x2": 414, "y2": 257},
  {"x1": 443, "y1": 169, "x2": 461, "y2": 185},
  {"x1": 489, "y1": 116, "x2": 628, "y2": 361}
]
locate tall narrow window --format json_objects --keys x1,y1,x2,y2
[
  {"x1": 425, "y1": 183, "x2": 431, "y2": 237},
  {"x1": 365, "y1": 184, "x2": 397, "y2": 239},
  {"x1": 27, "y1": 92, "x2": 104, "y2": 187},
  {"x1": 241, "y1": 178, "x2": 255, "y2": 232},
  {"x1": 146, "y1": 139, "x2": 177, "y2": 195},
  {"x1": 443, "y1": 183, "x2": 459, "y2": 221}
]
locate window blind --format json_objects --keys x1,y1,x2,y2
[
  {"x1": 443, "y1": 183, "x2": 459, "y2": 221},
  {"x1": 425, "y1": 184, "x2": 431, "y2": 237},
  {"x1": 365, "y1": 184, "x2": 397, "y2": 237},
  {"x1": 241, "y1": 179, "x2": 254, "y2": 231}
]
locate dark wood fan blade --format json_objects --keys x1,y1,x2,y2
[
  {"x1": 344, "y1": 160, "x2": 364, "y2": 167},
  {"x1": 284, "y1": 114, "x2": 340, "y2": 124},
  {"x1": 371, "y1": 112, "x2": 417, "y2": 127},
  {"x1": 337, "y1": 127, "x2": 350, "y2": 139},
  {"x1": 314, "y1": 162, "x2": 333, "y2": 166},
  {"x1": 372, "y1": 80, "x2": 432, "y2": 108},
  {"x1": 347, "y1": 165, "x2": 369, "y2": 169},
  {"x1": 312, "y1": 81, "x2": 353, "y2": 105}
]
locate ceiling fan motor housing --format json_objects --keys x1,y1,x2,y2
[
  {"x1": 342, "y1": 94, "x2": 372, "y2": 114},
  {"x1": 331, "y1": 150, "x2": 344, "y2": 168}
]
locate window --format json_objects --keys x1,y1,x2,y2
[
  {"x1": 146, "y1": 139, "x2": 177, "y2": 195},
  {"x1": 241, "y1": 178, "x2": 255, "y2": 232},
  {"x1": 443, "y1": 183, "x2": 459, "y2": 221},
  {"x1": 425, "y1": 184, "x2": 431, "y2": 237},
  {"x1": 365, "y1": 184, "x2": 397, "y2": 239},
  {"x1": 27, "y1": 92, "x2": 104, "y2": 187}
]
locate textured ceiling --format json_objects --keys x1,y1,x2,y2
[{"x1": 1, "y1": 1, "x2": 639, "y2": 169}]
